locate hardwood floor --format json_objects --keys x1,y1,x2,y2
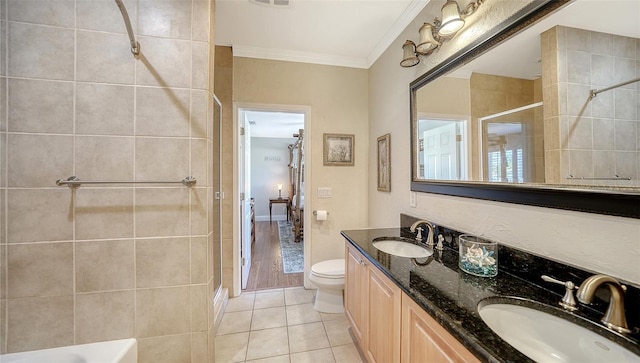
[{"x1": 244, "y1": 221, "x2": 304, "y2": 291}]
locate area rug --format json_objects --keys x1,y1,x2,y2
[{"x1": 278, "y1": 221, "x2": 304, "y2": 273}]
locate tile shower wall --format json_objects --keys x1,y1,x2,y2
[
  {"x1": 0, "y1": 0, "x2": 215, "y2": 361},
  {"x1": 542, "y1": 26, "x2": 639, "y2": 186}
]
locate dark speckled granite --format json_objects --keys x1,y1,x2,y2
[{"x1": 341, "y1": 217, "x2": 640, "y2": 363}]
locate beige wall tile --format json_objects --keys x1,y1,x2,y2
[
  {"x1": 191, "y1": 331, "x2": 209, "y2": 363},
  {"x1": 591, "y1": 32, "x2": 613, "y2": 55},
  {"x1": 77, "y1": 31, "x2": 135, "y2": 84},
  {"x1": 7, "y1": 295, "x2": 73, "y2": 352},
  {"x1": 566, "y1": 50, "x2": 590, "y2": 85},
  {"x1": 75, "y1": 136, "x2": 134, "y2": 182},
  {"x1": 613, "y1": 58, "x2": 636, "y2": 88},
  {"x1": 136, "y1": 37, "x2": 191, "y2": 88},
  {"x1": 135, "y1": 138, "x2": 190, "y2": 181},
  {"x1": 8, "y1": 189, "x2": 72, "y2": 243},
  {"x1": 567, "y1": 117, "x2": 593, "y2": 150},
  {"x1": 76, "y1": 83, "x2": 135, "y2": 136},
  {"x1": 614, "y1": 89, "x2": 636, "y2": 120},
  {"x1": 1, "y1": 22, "x2": 5, "y2": 77},
  {"x1": 135, "y1": 87, "x2": 190, "y2": 137},
  {"x1": 8, "y1": 134, "x2": 73, "y2": 188},
  {"x1": 75, "y1": 188, "x2": 134, "y2": 240},
  {"x1": 590, "y1": 54, "x2": 614, "y2": 87},
  {"x1": 135, "y1": 188, "x2": 190, "y2": 237},
  {"x1": 136, "y1": 237, "x2": 190, "y2": 288},
  {"x1": 138, "y1": 0, "x2": 192, "y2": 40},
  {"x1": 0, "y1": 78, "x2": 5, "y2": 130},
  {"x1": 191, "y1": 90, "x2": 208, "y2": 139},
  {"x1": 76, "y1": 239, "x2": 135, "y2": 293},
  {"x1": 191, "y1": 284, "x2": 208, "y2": 332},
  {"x1": 75, "y1": 290, "x2": 135, "y2": 344},
  {"x1": 8, "y1": 22, "x2": 74, "y2": 80},
  {"x1": 0, "y1": 245, "x2": 5, "y2": 299},
  {"x1": 613, "y1": 34, "x2": 636, "y2": 59},
  {"x1": 593, "y1": 151, "x2": 616, "y2": 178},
  {"x1": 77, "y1": 0, "x2": 136, "y2": 33},
  {"x1": 138, "y1": 334, "x2": 192, "y2": 363},
  {"x1": 192, "y1": 41, "x2": 209, "y2": 90},
  {"x1": 192, "y1": 0, "x2": 210, "y2": 41},
  {"x1": 191, "y1": 236, "x2": 207, "y2": 284},
  {"x1": 593, "y1": 118, "x2": 615, "y2": 150},
  {"x1": 7, "y1": 0, "x2": 74, "y2": 27},
  {"x1": 616, "y1": 151, "x2": 638, "y2": 179},
  {"x1": 136, "y1": 286, "x2": 191, "y2": 338},
  {"x1": 615, "y1": 120, "x2": 637, "y2": 151},
  {"x1": 191, "y1": 187, "x2": 207, "y2": 236},
  {"x1": 7, "y1": 242, "x2": 73, "y2": 299},
  {"x1": 0, "y1": 300, "x2": 5, "y2": 354},
  {"x1": 8, "y1": 78, "x2": 74, "y2": 133}
]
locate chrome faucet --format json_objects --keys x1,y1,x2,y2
[
  {"x1": 576, "y1": 274, "x2": 631, "y2": 334},
  {"x1": 409, "y1": 220, "x2": 435, "y2": 247}
]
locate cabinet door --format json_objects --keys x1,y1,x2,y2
[
  {"x1": 401, "y1": 293, "x2": 480, "y2": 363},
  {"x1": 366, "y1": 264, "x2": 401, "y2": 363},
  {"x1": 345, "y1": 243, "x2": 367, "y2": 347}
]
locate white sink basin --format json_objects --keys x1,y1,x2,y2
[
  {"x1": 478, "y1": 300, "x2": 640, "y2": 363},
  {"x1": 372, "y1": 239, "x2": 432, "y2": 258}
]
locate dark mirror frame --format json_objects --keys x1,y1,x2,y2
[{"x1": 409, "y1": 0, "x2": 640, "y2": 219}]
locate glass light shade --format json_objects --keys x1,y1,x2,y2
[
  {"x1": 416, "y1": 23, "x2": 440, "y2": 54},
  {"x1": 438, "y1": 0, "x2": 465, "y2": 37},
  {"x1": 277, "y1": 183, "x2": 283, "y2": 191},
  {"x1": 400, "y1": 40, "x2": 419, "y2": 67}
]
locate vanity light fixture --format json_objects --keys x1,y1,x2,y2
[{"x1": 400, "y1": 0, "x2": 484, "y2": 67}]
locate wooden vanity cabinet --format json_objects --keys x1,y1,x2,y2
[
  {"x1": 401, "y1": 294, "x2": 480, "y2": 363},
  {"x1": 345, "y1": 243, "x2": 401, "y2": 363},
  {"x1": 345, "y1": 242, "x2": 480, "y2": 363}
]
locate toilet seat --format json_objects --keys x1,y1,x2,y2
[{"x1": 311, "y1": 259, "x2": 345, "y2": 279}]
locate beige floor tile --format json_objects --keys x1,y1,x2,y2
[
  {"x1": 284, "y1": 287, "x2": 315, "y2": 306},
  {"x1": 214, "y1": 332, "x2": 249, "y2": 363},
  {"x1": 226, "y1": 292, "x2": 255, "y2": 312},
  {"x1": 251, "y1": 306, "x2": 286, "y2": 330},
  {"x1": 254, "y1": 289, "x2": 285, "y2": 309},
  {"x1": 286, "y1": 303, "x2": 322, "y2": 326},
  {"x1": 290, "y1": 348, "x2": 335, "y2": 363},
  {"x1": 246, "y1": 355, "x2": 291, "y2": 363},
  {"x1": 288, "y1": 322, "x2": 330, "y2": 354},
  {"x1": 320, "y1": 312, "x2": 346, "y2": 322},
  {"x1": 246, "y1": 326, "x2": 289, "y2": 360},
  {"x1": 332, "y1": 344, "x2": 364, "y2": 363},
  {"x1": 323, "y1": 316, "x2": 354, "y2": 347},
  {"x1": 217, "y1": 310, "x2": 253, "y2": 335}
]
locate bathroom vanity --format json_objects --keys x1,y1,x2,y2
[{"x1": 342, "y1": 222, "x2": 640, "y2": 362}]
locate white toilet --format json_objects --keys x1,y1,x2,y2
[{"x1": 309, "y1": 259, "x2": 346, "y2": 313}]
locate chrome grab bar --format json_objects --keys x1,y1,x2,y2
[
  {"x1": 56, "y1": 176, "x2": 196, "y2": 188},
  {"x1": 115, "y1": 0, "x2": 140, "y2": 56}
]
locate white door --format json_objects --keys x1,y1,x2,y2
[
  {"x1": 423, "y1": 122, "x2": 459, "y2": 180},
  {"x1": 240, "y1": 117, "x2": 252, "y2": 289}
]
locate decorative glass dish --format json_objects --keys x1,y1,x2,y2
[{"x1": 458, "y1": 234, "x2": 498, "y2": 277}]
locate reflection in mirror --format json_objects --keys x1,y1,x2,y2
[{"x1": 412, "y1": 0, "x2": 640, "y2": 192}]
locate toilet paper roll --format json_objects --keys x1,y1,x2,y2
[{"x1": 316, "y1": 210, "x2": 328, "y2": 221}]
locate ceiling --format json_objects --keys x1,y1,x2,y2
[
  {"x1": 215, "y1": 0, "x2": 427, "y2": 68},
  {"x1": 244, "y1": 110, "x2": 305, "y2": 138},
  {"x1": 450, "y1": 0, "x2": 640, "y2": 80}
]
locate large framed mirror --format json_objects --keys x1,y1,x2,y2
[{"x1": 410, "y1": 0, "x2": 640, "y2": 218}]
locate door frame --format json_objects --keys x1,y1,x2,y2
[{"x1": 232, "y1": 102, "x2": 312, "y2": 297}]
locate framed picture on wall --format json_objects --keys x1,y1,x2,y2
[
  {"x1": 323, "y1": 133, "x2": 355, "y2": 166},
  {"x1": 377, "y1": 133, "x2": 391, "y2": 192}
]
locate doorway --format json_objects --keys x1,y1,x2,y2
[{"x1": 236, "y1": 106, "x2": 308, "y2": 292}]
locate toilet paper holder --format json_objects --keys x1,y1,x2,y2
[{"x1": 313, "y1": 210, "x2": 330, "y2": 216}]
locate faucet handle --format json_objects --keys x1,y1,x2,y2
[
  {"x1": 415, "y1": 227, "x2": 423, "y2": 241},
  {"x1": 542, "y1": 275, "x2": 578, "y2": 311}
]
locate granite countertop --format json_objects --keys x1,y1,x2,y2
[{"x1": 341, "y1": 227, "x2": 640, "y2": 363}]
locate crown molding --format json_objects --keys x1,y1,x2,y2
[
  {"x1": 232, "y1": 45, "x2": 369, "y2": 69},
  {"x1": 366, "y1": 0, "x2": 430, "y2": 68}
]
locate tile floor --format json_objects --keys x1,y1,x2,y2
[{"x1": 215, "y1": 287, "x2": 365, "y2": 363}]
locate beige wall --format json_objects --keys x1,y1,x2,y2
[
  {"x1": 470, "y1": 73, "x2": 543, "y2": 182},
  {"x1": 0, "y1": 1, "x2": 217, "y2": 361},
  {"x1": 233, "y1": 57, "x2": 369, "y2": 284},
  {"x1": 368, "y1": 0, "x2": 640, "y2": 284}
]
